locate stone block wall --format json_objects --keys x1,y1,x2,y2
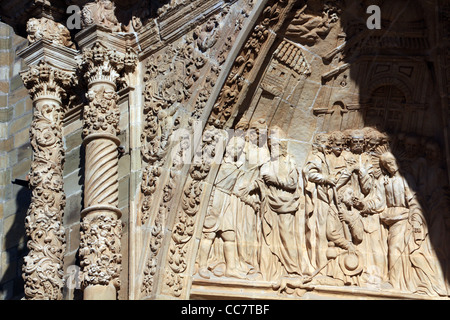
[{"x1": 0, "y1": 21, "x2": 30, "y2": 300}]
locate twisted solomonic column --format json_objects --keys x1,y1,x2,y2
[
  {"x1": 78, "y1": 42, "x2": 136, "y2": 300},
  {"x1": 20, "y1": 61, "x2": 76, "y2": 300}
]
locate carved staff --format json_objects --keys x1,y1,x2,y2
[
  {"x1": 78, "y1": 42, "x2": 136, "y2": 300},
  {"x1": 20, "y1": 61, "x2": 75, "y2": 300}
]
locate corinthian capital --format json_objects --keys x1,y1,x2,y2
[
  {"x1": 20, "y1": 60, "x2": 76, "y2": 102},
  {"x1": 79, "y1": 41, "x2": 125, "y2": 87}
]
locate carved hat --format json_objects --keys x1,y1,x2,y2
[{"x1": 339, "y1": 250, "x2": 363, "y2": 276}]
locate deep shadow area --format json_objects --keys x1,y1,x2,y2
[
  {"x1": 0, "y1": 186, "x2": 30, "y2": 300},
  {"x1": 339, "y1": 0, "x2": 449, "y2": 294}
]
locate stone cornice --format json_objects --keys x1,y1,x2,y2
[{"x1": 17, "y1": 39, "x2": 79, "y2": 70}]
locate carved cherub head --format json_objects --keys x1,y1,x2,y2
[{"x1": 26, "y1": 18, "x2": 40, "y2": 42}]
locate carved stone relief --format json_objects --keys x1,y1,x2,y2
[
  {"x1": 187, "y1": 0, "x2": 450, "y2": 300},
  {"x1": 26, "y1": 17, "x2": 75, "y2": 49},
  {"x1": 194, "y1": 125, "x2": 450, "y2": 298},
  {"x1": 81, "y1": 0, "x2": 122, "y2": 32},
  {"x1": 20, "y1": 60, "x2": 76, "y2": 300},
  {"x1": 78, "y1": 40, "x2": 136, "y2": 300},
  {"x1": 9, "y1": 0, "x2": 450, "y2": 301},
  {"x1": 136, "y1": 1, "x2": 256, "y2": 298},
  {"x1": 161, "y1": 0, "x2": 292, "y2": 299}
]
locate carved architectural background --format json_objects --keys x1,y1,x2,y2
[{"x1": 0, "y1": 0, "x2": 449, "y2": 301}]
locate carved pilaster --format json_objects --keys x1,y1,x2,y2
[
  {"x1": 20, "y1": 60, "x2": 76, "y2": 300},
  {"x1": 78, "y1": 41, "x2": 136, "y2": 300}
]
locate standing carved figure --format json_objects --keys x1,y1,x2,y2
[
  {"x1": 234, "y1": 118, "x2": 270, "y2": 279},
  {"x1": 357, "y1": 152, "x2": 447, "y2": 296},
  {"x1": 197, "y1": 118, "x2": 248, "y2": 279},
  {"x1": 302, "y1": 133, "x2": 335, "y2": 273},
  {"x1": 245, "y1": 126, "x2": 302, "y2": 281}
]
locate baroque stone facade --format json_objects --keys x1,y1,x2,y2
[{"x1": 0, "y1": 0, "x2": 450, "y2": 300}]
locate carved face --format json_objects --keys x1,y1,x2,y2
[
  {"x1": 225, "y1": 138, "x2": 244, "y2": 161},
  {"x1": 350, "y1": 134, "x2": 364, "y2": 154},
  {"x1": 268, "y1": 138, "x2": 285, "y2": 159},
  {"x1": 180, "y1": 134, "x2": 190, "y2": 151},
  {"x1": 331, "y1": 137, "x2": 345, "y2": 156},
  {"x1": 381, "y1": 153, "x2": 399, "y2": 176},
  {"x1": 248, "y1": 127, "x2": 267, "y2": 147},
  {"x1": 26, "y1": 19, "x2": 38, "y2": 34},
  {"x1": 366, "y1": 138, "x2": 379, "y2": 152},
  {"x1": 404, "y1": 137, "x2": 420, "y2": 158},
  {"x1": 341, "y1": 187, "x2": 354, "y2": 207},
  {"x1": 314, "y1": 134, "x2": 329, "y2": 153}
]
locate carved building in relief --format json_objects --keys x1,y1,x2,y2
[{"x1": 0, "y1": 0, "x2": 449, "y2": 300}]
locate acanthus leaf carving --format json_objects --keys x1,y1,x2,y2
[
  {"x1": 83, "y1": 86, "x2": 120, "y2": 138},
  {"x1": 79, "y1": 213, "x2": 123, "y2": 291},
  {"x1": 79, "y1": 42, "x2": 124, "y2": 87},
  {"x1": 21, "y1": 61, "x2": 76, "y2": 102},
  {"x1": 78, "y1": 40, "x2": 136, "y2": 299},
  {"x1": 162, "y1": 0, "x2": 290, "y2": 298}
]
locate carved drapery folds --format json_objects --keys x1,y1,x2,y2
[
  {"x1": 186, "y1": 0, "x2": 450, "y2": 300},
  {"x1": 20, "y1": 61, "x2": 75, "y2": 300},
  {"x1": 78, "y1": 41, "x2": 136, "y2": 299},
  {"x1": 193, "y1": 125, "x2": 450, "y2": 298}
]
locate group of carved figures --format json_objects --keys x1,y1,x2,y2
[{"x1": 196, "y1": 119, "x2": 450, "y2": 297}]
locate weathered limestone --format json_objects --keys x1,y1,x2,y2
[
  {"x1": 2, "y1": 0, "x2": 450, "y2": 301},
  {"x1": 18, "y1": 17, "x2": 77, "y2": 299},
  {"x1": 78, "y1": 40, "x2": 136, "y2": 300}
]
